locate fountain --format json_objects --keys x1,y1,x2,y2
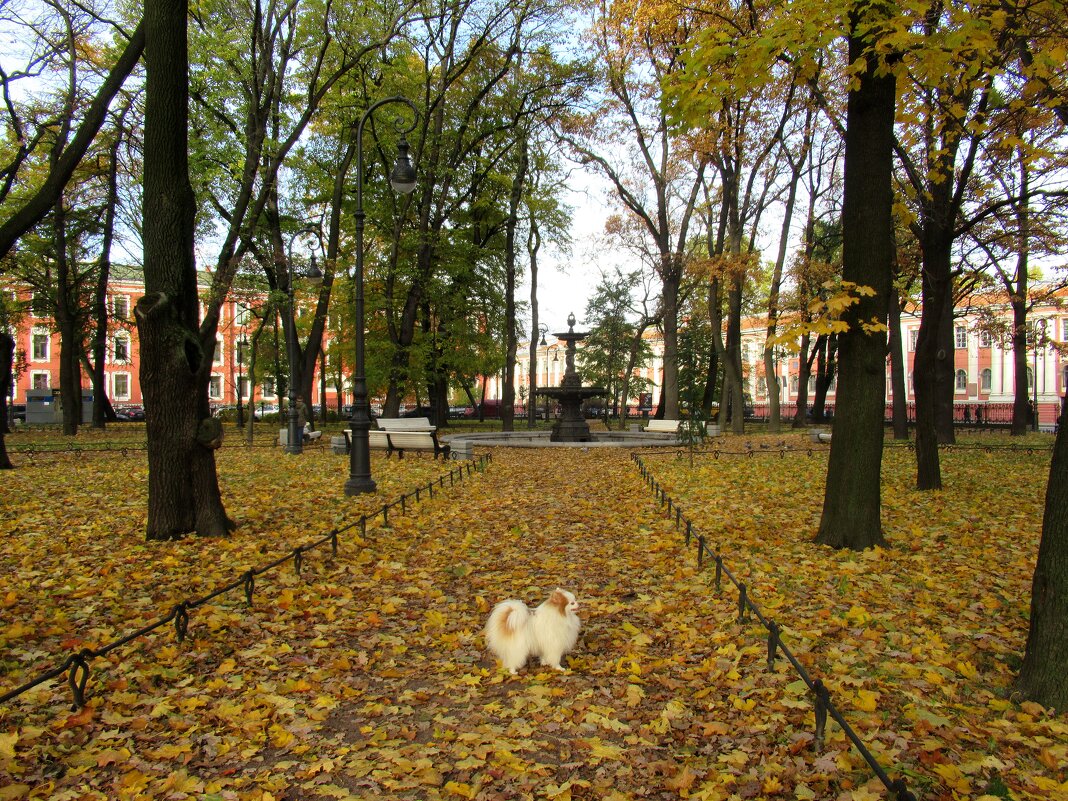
[{"x1": 536, "y1": 313, "x2": 607, "y2": 442}]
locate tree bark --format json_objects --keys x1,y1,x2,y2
[
  {"x1": 0, "y1": 332, "x2": 13, "y2": 469},
  {"x1": 815, "y1": 13, "x2": 895, "y2": 550},
  {"x1": 1017, "y1": 394, "x2": 1068, "y2": 709},
  {"x1": 137, "y1": 0, "x2": 230, "y2": 539}
]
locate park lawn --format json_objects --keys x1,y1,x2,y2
[{"x1": 0, "y1": 429, "x2": 1065, "y2": 800}]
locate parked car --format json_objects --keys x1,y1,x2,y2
[
  {"x1": 253, "y1": 403, "x2": 279, "y2": 420},
  {"x1": 401, "y1": 405, "x2": 436, "y2": 419},
  {"x1": 448, "y1": 405, "x2": 473, "y2": 419},
  {"x1": 114, "y1": 405, "x2": 145, "y2": 421}
]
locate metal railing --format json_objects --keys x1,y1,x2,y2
[
  {"x1": 0, "y1": 454, "x2": 492, "y2": 712},
  {"x1": 632, "y1": 453, "x2": 917, "y2": 801}
]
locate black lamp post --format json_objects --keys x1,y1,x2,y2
[
  {"x1": 285, "y1": 245, "x2": 322, "y2": 455},
  {"x1": 1033, "y1": 318, "x2": 1047, "y2": 432},
  {"x1": 236, "y1": 335, "x2": 247, "y2": 428},
  {"x1": 345, "y1": 96, "x2": 419, "y2": 495}
]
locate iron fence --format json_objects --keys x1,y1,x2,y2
[
  {"x1": 0, "y1": 454, "x2": 492, "y2": 712},
  {"x1": 632, "y1": 452, "x2": 917, "y2": 801}
]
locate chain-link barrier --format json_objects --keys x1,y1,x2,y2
[
  {"x1": 0, "y1": 454, "x2": 492, "y2": 712},
  {"x1": 633, "y1": 453, "x2": 918, "y2": 801}
]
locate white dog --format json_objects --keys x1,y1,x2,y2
[{"x1": 484, "y1": 588, "x2": 581, "y2": 674}]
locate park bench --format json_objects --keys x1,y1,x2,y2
[
  {"x1": 810, "y1": 429, "x2": 832, "y2": 444},
  {"x1": 340, "y1": 419, "x2": 451, "y2": 460},
  {"x1": 642, "y1": 419, "x2": 681, "y2": 434}
]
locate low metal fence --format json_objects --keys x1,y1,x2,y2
[
  {"x1": 632, "y1": 452, "x2": 917, "y2": 801},
  {"x1": 0, "y1": 454, "x2": 492, "y2": 712}
]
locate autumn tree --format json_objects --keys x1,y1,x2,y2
[{"x1": 561, "y1": 0, "x2": 708, "y2": 421}]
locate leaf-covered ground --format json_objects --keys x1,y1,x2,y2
[{"x1": 0, "y1": 431, "x2": 1065, "y2": 800}]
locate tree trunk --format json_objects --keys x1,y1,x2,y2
[
  {"x1": 53, "y1": 202, "x2": 81, "y2": 437},
  {"x1": 913, "y1": 233, "x2": 953, "y2": 489},
  {"x1": 1017, "y1": 394, "x2": 1068, "y2": 709},
  {"x1": 815, "y1": 13, "x2": 895, "y2": 550},
  {"x1": 1011, "y1": 294, "x2": 1031, "y2": 437},
  {"x1": 935, "y1": 293, "x2": 956, "y2": 444},
  {"x1": 0, "y1": 332, "x2": 13, "y2": 469},
  {"x1": 888, "y1": 284, "x2": 909, "y2": 439},
  {"x1": 137, "y1": 0, "x2": 231, "y2": 539}
]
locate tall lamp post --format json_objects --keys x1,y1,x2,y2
[
  {"x1": 528, "y1": 324, "x2": 547, "y2": 428},
  {"x1": 345, "y1": 96, "x2": 419, "y2": 495},
  {"x1": 285, "y1": 241, "x2": 322, "y2": 455},
  {"x1": 236, "y1": 335, "x2": 247, "y2": 429},
  {"x1": 1033, "y1": 318, "x2": 1047, "y2": 432}
]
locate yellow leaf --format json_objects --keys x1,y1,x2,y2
[
  {"x1": 854, "y1": 689, "x2": 879, "y2": 712},
  {"x1": 0, "y1": 732, "x2": 17, "y2": 759},
  {"x1": 444, "y1": 780, "x2": 476, "y2": 799}
]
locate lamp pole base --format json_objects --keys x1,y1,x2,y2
[{"x1": 344, "y1": 476, "x2": 377, "y2": 495}]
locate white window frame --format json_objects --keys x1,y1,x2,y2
[
  {"x1": 113, "y1": 334, "x2": 131, "y2": 364},
  {"x1": 208, "y1": 374, "x2": 223, "y2": 399},
  {"x1": 214, "y1": 336, "x2": 224, "y2": 365},
  {"x1": 262, "y1": 378, "x2": 277, "y2": 399},
  {"x1": 112, "y1": 372, "x2": 131, "y2": 401},
  {"x1": 955, "y1": 369, "x2": 967, "y2": 392},
  {"x1": 112, "y1": 294, "x2": 130, "y2": 320},
  {"x1": 31, "y1": 328, "x2": 50, "y2": 362},
  {"x1": 908, "y1": 329, "x2": 919, "y2": 351},
  {"x1": 981, "y1": 369, "x2": 992, "y2": 392},
  {"x1": 31, "y1": 370, "x2": 50, "y2": 389},
  {"x1": 234, "y1": 303, "x2": 250, "y2": 326},
  {"x1": 979, "y1": 330, "x2": 991, "y2": 348},
  {"x1": 955, "y1": 326, "x2": 967, "y2": 349}
]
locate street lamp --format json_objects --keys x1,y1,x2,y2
[
  {"x1": 285, "y1": 242, "x2": 322, "y2": 455},
  {"x1": 1033, "y1": 318, "x2": 1047, "y2": 432},
  {"x1": 236, "y1": 335, "x2": 247, "y2": 429},
  {"x1": 528, "y1": 324, "x2": 548, "y2": 428},
  {"x1": 345, "y1": 96, "x2": 419, "y2": 495}
]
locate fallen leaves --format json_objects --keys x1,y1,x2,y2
[{"x1": 0, "y1": 433, "x2": 1064, "y2": 800}]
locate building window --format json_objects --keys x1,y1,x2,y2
[
  {"x1": 1027, "y1": 366, "x2": 1034, "y2": 390},
  {"x1": 113, "y1": 372, "x2": 130, "y2": 400},
  {"x1": 979, "y1": 330, "x2": 991, "y2": 348},
  {"x1": 31, "y1": 329, "x2": 49, "y2": 361},
  {"x1": 112, "y1": 295, "x2": 130, "y2": 320},
  {"x1": 790, "y1": 374, "x2": 799, "y2": 392},
  {"x1": 955, "y1": 369, "x2": 967, "y2": 392},
  {"x1": 31, "y1": 371, "x2": 50, "y2": 389},
  {"x1": 209, "y1": 375, "x2": 223, "y2": 399},
  {"x1": 235, "y1": 304, "x2": 250, "y2": 326},
  {"x1": 908, "y1": 329, "x2": 918, "y2": 351},
  {"x1": 113, "y1": 335, "x2": 130, "y2": 363},
  {"x1": 214, "y1": 337, "x2": 224, "y2": 365},
  {"x1": 757, "y1": 376, "x2": 767, "y2": 395},
  {"x1": 263, "y1": 378, "x2": 276, "y2": 399},
  {"x1": 955, "y1": 326, "x2": 967, "y2": 349},
  {"x1": 238, "y1": 376, "x2": 249, "y2": 400},
  {"x1": 741, "y1": 342, "x2": 750, "y2": 362},
  {"x1": 981, "y1": 369, "x2": 992, "y2": 392}
]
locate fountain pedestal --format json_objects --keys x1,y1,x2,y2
[{"x1": 535, "y1": 313, "x2": 606, "y2": 443}]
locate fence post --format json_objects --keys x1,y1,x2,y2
[
  {"x1": 243, "y1": 570, "x2": 255, "y2": 605},
  {"x1": 766, "y1": 620, "x2": 779, "y2": 670},
  {"x1": 738, "y1": 583, "x2": 748, "y2": 621},
  {"x1": 697, "y1": 535, "x2": 705, "y2": 569},
  {"x1": 812, "y1": 679, "x2": 830, "y2": 750},
  {"x1": 714, "y1": 554, "x2": 723, "y2": 592}
]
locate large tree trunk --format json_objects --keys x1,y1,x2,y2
[
  {"x1": 137, "y1": 0, "x2": 231, "y2": 540},
  {"x1": 935, "y1": 294, "x2": 956, "y2": 444},
  {"x1": 53, "y1": 202, "x2": 81, "y2": 437},
  {"x1": 1017, "y1": 394, "x2": 1068, "y2": 709},
  {"x1": 1010, "y1": 295, "x2": 1031, "y2": 437},
  {"x1": 0, "y1": 332, "x2": 13, "y2": 469},
  {"x1": 815, "y1": 13, "x2": 895, "y2": 550}
]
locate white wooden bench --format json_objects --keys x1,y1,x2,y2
[
  {"x1": 377, "y1": 417, "x2": 434, "y2": 432},
  {"x1": 342, "y1": 424, "x2": 450, "y2": 459},
  {"x1": 642, "y1": 419, "x2": 681, "y2": 433}
]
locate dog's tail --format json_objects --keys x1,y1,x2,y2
[{"x1": 486, "y1": 599, "x2": 530, "y2": 636}]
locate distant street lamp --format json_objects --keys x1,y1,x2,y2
[
  {"x1": 345, "y1": 96, "x2": 419, "y2": 495},
  {"x1": 285, "y1": 240, "x2": 322, "y2": 455},
  {"x1": 528, "y1": 324, "x2": 548, "y2": 428},
  {"x1": 1033, "y1": 318, "x2": 1047, "y2": 432}
]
